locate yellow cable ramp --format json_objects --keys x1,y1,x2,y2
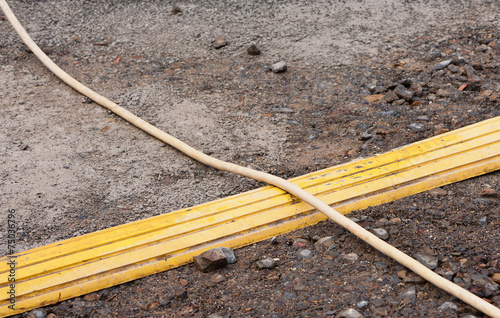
[{"x1": 1, "y1": 1, "x2": 499, "y2": 317}]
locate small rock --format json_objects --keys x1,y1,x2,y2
[
  {"x1": 460, "y1": 315, "x2": 478, "y2": 318},
  {"x1": 46, "y1": 314, "x2": 57, "y2": 318},
  {"x1": 403, "y1": 272, "x2": 425, "y2": 284},
  {"x1": 477, "y1": 217, "x2": 487, "y2": 227},
  {"x1": 27, "y1": 309, "x2": 46, "y2": 318},
  {"x1": 433, "y1": 60, "x2": 452, "y2": 71},
  {"x1": 213, "y1": 37, "x2": 228, "y2": 49},
  {"x1": 435, "y1": 267, "x2": 456, "y2": 281},
  {"x1": 269, "y1": 60, "x2": 287, "y2": 73},
  {"x1": 314, "y1": 236, "x2": 336, "y2": 251},
  {"x1": 383, "y1": 90, "x2": 398, "y2": 103},
  {"x1": 193, "y1": 248, "x2": 228, "y2": 272},
  {"x1": 492, "y1": 273, "x2": 500, "y2": 284},
  {"x1": 479, "y1": 89, "x2": 494, "y2": 97},
  {"x1": 447, "y1": 64, "x2": 461, "y2": 73},
  {"x1": 462, "y1": 64, "x2": 477, "y2": 76},
  {"x1": 296, "y1": 302, "x2": 310, "y2": 311},
  {"x1": 215, "y1": 247, "x2": 237, "y2": 264},
  {"x1": 179, "y1": 278, "x2": 189, "y2": 286},
  {"x1": 171, "y1": 286, "x2": 187, "y2": 299},
  {"x1": 480, "y1": 188, "x2": 499, "y2": 198},
  {"x1": 363, "y1": 94, "x2": 385, "y2": 103},
  {"x1": 148, "y1": 301, "x2": 160, "y2": 310},
  {"x1": 344, "y1": 253, "x2": 359, "y2": 262},
  {"x1": 336, "y1": 308, "x2": 363, "y2": 318},
  {"x1": 438, "y1": 301, "x2": 458, "y2": 312},
  {"x1": 293, "y1": 238, "x2": 309, "y2": 248},
  {"x1": 414, "y1": 252, "x2": 439, "y2": 269},
  {"x1": 247, "y1": 44, "x2": 261, "y2": 55},
  {"x1": 409, "y1": 123, "x2": 425, "y2": 132},
  {"x1": 372, "y1": 307, "x2": 389, "y2": 316},
  {"x1": 171, "y1": 7, "x2": 182, "y2": 14},
  {"x1": 370, "y1": 228, "x2": 389, "y2": 240},
  {"x1": 467, "y1": 75, "x2": 483, "y2": 91},
  {"x1": 256, "y1": 258, "x2": 276, "y2": 269},
  {"x1": 390, "y1": 217, "x2": 401, "y2": 224},
  {"x1": 477, "y1": 44, "x2": 489, "y2": 52},
  {"x1": 208, "y1": 315, "x2": 224, "y2": 318},
  {"x1": 372, "y1": 297, "x2": 385, "y2": 307},
  {"x1": 284, "y1": 291, "x2": 297, "y2": 299},
  {"x1": 436, "y1": 88, "x2": 457, "y2": 97},
  {"x1": 359, "y1": 132, "x2": 373, "y2": 141},
  {"x1": 428, "y1": 187, "x2": 447, "y2": 196},
  {"x1": 393, "y1": 84, "x2": 414, "y2": 101},
  {"x1": 356, "y1": 300, "x2": 369, "y2": 309},
  {"x1": 83, "y1": 292, "x2": 100, "y2": 301},
  {"x1": 399, "y1": 286, "x2": 417, "y2": 304},
  {"x1": 209, "y1": 273, "x2": 225, "y2": 283},
  {"x1": 298, "y1": 249, "x2": 313, "y2": 259}
]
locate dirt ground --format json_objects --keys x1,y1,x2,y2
[{"x1": 1, "y1": 0, "x2": 499, "y2": 317}]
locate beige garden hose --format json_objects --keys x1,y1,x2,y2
[{"x1": 1, "y1": 1, "x2": 499, "y2": 317}]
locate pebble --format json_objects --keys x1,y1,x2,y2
[
  {"x1": 247, "y1": 44, "x2": 261, "y2": 55},
  {"x1": 363, "y1": 94, "x2": 385, "y2": 103},
  {"x1": 208, "y1": 314, "x2": 224, "y2": 318},
  {"x1": 293, "y1": 238, "x2": 309, "y2": 248},
  {"x1": 370, "y1": 228, "x2": 389, "y2": 240},
  {"x1": 428, "y1": 187, "x2": 447, "y2": 196},
  {"x1": 477, "y1": 216, "x2": 487, "y2": 226},
  {"x1": 393, "y1": 84, "x2": 414, "y2": 101},
  {"x1": 193, "y1": 248, "x2": 228, "y2": 272},
  {"x1": 272, "y1": 107, "x2": 294, "y2": 113},
  {"x1": 344, "y1": 253, "x2": 359, "y2": 262},
  {"x1": 209, "y1": 273, "x2": 225, "y2": 283},
  {"x1": 436, "y1": 88, "x2": 456, "y2": 97},
  {"x1": 46, "y1": 314, "x2": 57, "y2": 318},
  {"x1": 433, "y1": 60, "x2": 452, "y2": 71},
  {"x1": 383, "y1": 90, "x2": 398, "y2": 103},
  {"x1": 399, "y1": 286, "x2": 417, "y2": 304},
  {"x1": 372, "y1": 297, "x2": 385, "y2": 307},
  {"x1": 284, "y1": 291, "x2": 297, "y2": 299},
  {"x1": 256, "y1": 258, "x2": 276, "y2": 269},
  {"x1": 434, "y1": 268, "x2": 456, "y2": 281},
  {"x1": 462, "y1": 64, "x2": 477, "y2": 76},
  {"x1": 314, "y1": 236, "x2": 336, "y2": 251},
  {"x1": 298, "y1": 249, "x2": 313, "y2": 259},
  {"x1": 447, "y1": 64, "x2": 461, "y2": 73},
  {"x1": 83, "y1": 292, "x2": 100, "y2": 301},
  {"x1": 480, "y1": 187, "x2": 499, "y2": 197},
  {"x1": 335, "y1": 308, "x2": 363, "y2": 318},
  {"x1": 213, "y1": 37, "x2": 228, "y2": 49},
  {"x1": 296, "y1": 302, "x2": 310, "y2": 311},
  {"x1": 27, "y1": 309, "x2": 47, "y2": 318},
  {"x1": 492, "y1": 273, "x2": 500, "y2": 284},
  {"x1": 356, "y1": 300, "x2": 369, "y2": 309},
  {"x1": 437, "y1": 301, "x2": 458, "y2": 312},
  {"x1": 269, "y1": 60, "x2": 287, "y2": 73},
  {"x1": 477, "y1": 44, "x2": 489, "y2": 52},
  {"x1": 171, "y1": 7, "x2": 182, "y2": 14},
  {"x1": 216, "y1": 247, "x2": 237, "y2": 264},
  {"x1": 409, "y1": 123, "x2": 425, "y2": 132},
  {"x1": 414, "y1": 252, "x2": 438, "y2": 269},
  {"x1": 403, "y1": 272, "x2": 425, "y2": 284}
]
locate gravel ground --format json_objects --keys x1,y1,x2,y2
[{"x1": 0, "y1": 0, "x2": 499, "y2": 317}]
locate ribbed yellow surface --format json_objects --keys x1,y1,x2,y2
[{"x1": 1, "y1": 116, "x2": 499, "y2": 316}]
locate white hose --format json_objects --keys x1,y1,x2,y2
[{"x1": 1, "y1": 1, "x2": 498, "y2": 317}]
